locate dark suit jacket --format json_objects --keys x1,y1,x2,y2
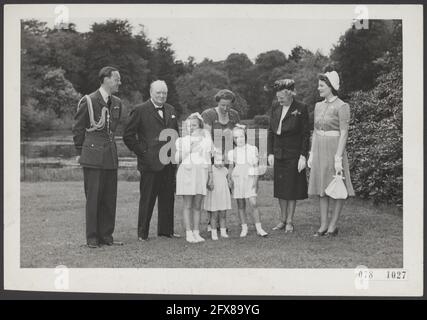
[
  {"x1": 267, "y1": 99, "x2": 310, "y2": 160},
  {"x1": 123, "y1": 99, "x2": 179, "y2": 172},
  {"x1": 72, "y1": 90, "x2": 122, "y2": 169}
]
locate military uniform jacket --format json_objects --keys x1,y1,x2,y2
[
  {"x1": 72, "y1": 90, "x2": 122, "y2": 169},
  {"x1": 267, "y1": 99, "x2": 310, "y2": 160},
  {"x1": 123, "y1": 99, "x2": 179, "y2": 172}
]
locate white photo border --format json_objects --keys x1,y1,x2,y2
[{"x1": 4, "y1": 3, "x2": 423, "y2": 296}]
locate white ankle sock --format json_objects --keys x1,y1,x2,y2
[
  {"x1": 220, "y1": 228, "x2": 228, "y2": 238},
  {"x1": 211, "y1": 229, "x2": 218, "y2": 240}
]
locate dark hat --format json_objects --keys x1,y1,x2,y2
[{"x1": 273, "y1": 79, "x2": 295, "y2": 92}]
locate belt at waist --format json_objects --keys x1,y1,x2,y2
[{"x1": 315, "y1": 130, "x2": 340, "y2": 137}]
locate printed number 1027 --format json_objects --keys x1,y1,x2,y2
[{"x1": 386, "y1": 270, "x2": 406, "y2": 280}]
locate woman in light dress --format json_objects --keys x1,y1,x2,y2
[{"x1": 308, "y1": 70, "x2": 355, "y2": 237}]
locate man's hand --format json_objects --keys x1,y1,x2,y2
[
  {"x1": 268, "y1": 154, "x2": 274, "y2": 166},
  {"x1": 76, "y1": 155, "x2": 80, "y2": 163}
]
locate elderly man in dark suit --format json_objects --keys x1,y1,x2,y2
[
  {"x1": 72, "y1": 66, "x2": 123, "y2": 248},
  {"x1": 123, "y1": 80, "x2": 180, "y2": 241}
]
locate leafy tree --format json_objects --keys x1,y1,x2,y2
[
  {"x1": 150, "y1": 37, "x2": 182, "y2": 114},
  {"x1": 330, "y1": 20, "x2": 401, "y2": 96},
  {"x1": 84, "y1": 19, "x2": 150, "y2": 99},
  {"x1": 175, "y1": 65, "x2": 248, "y2": 118}
]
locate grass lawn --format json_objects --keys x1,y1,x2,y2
[{"x1": 21, "y1": 181, "x2": 402, "y2": 268}]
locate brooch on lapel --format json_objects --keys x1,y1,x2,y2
[{"x1": 291, "y1": 110, "x2": 301, "y2": 116}]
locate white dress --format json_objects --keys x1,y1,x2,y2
[
  {"x1": 227, "y1": 144, "x2": 259, "y2": 199},
  {"x1": 203, "y1": 165, "x2": 232, "y2": 211},
  {"x1": 175, "y1": 131, "x2": 212, "y2": 196}
]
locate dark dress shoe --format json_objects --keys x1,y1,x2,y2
[
  {"x1": 105, "y1": 241, "x2": 124, "y2": 246},
  {"x1": 313, "y1": 229, "x2": 328, "y2": 237},
  {"x1": 158, "y1": 233, "x2": 181, "y2": 238},
  {"x1": 325, "y1": 228, "x2": 339, "y2": 237}
]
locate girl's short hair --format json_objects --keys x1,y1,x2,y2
[
  {"x1": 215, "y1": 89, "x2": 236, "y2": 103},
  {"x1": 318, "y1": 73, "x2": 339, "y2": 96}
]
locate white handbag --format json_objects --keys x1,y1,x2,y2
[{"x1": 325, "y1": 172, "x2": 348, "y2": 199}]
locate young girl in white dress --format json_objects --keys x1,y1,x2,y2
[
  {"x1": 204, "y1": 149, "x2": 232, "y2": 240},
  {"x1": 227, "y1": 125, "x2": 268, "y2": 237},
  {"x1": 175, "y1": 113, "x2": 213, "y2": 243}
]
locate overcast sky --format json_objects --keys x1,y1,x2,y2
[{"x1": 47, "y1": 17, "x2": 353, "y2": 62}]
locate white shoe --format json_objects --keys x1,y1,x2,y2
[
  {"x1": 186, "y1": 231, "x2": 196, "y2": 243},
  {"x1": 211, "y1": 230, "x2": 218, "y2": 241},
  {"x1": 255, "y1": 223, "x2": 268, "y2": 237},
  {"x1": 256, "y1": 228, "x2": 268, "y2": 237},
  {"x1": 193, "y1": 231, "x2": 206, "y2": 242},
  {"x1": 240, "y1": 227, "x2": 248, "y2": 238},
  {"x1": 220, "y1": 228, "x2": 229, "y2": 238}
]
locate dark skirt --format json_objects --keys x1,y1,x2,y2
[{"x1": 274, "y1": 158, "x2": 308, "y2": 200}]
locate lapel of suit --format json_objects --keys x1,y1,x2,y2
[
  {"x1": 273, "y1": 105, "x2": 282, "y2": 133},
  {"x1": 282, "y1": 99, "x2": 297, "y2": 124},
  {"x1": 96, "y1": 90, "x2": 108, "y2": 108},
  {"x1": 149, "y1": 100, "x2": 166, "y2": 127},
  {"x1": 163, "y1": 105, "x2": 171, "y2": 127}
]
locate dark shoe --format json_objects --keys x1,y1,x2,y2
[
  {"x1": 313, "y1": 229, "x2": 328, "y2": 237},
  {"x1": 272, "y1": 222, "x2": 285, "y2": 231},
  {"x1": 326, "y1": 228, "x2": 339, "y2": 237},
  {"x1": 104, "y1": 241, "x2": 124, "y2": 246},
  {"x1": 158, "y1": 233, "x2": 181, "y2": 238}
]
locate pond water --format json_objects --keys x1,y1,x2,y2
[{"x1": 22, "y1": 131, "x2": 136, "y2": 166}]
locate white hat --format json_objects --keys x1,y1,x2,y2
[{"x1": 325, "y1": 71, "x2": 340, "y2": 91}]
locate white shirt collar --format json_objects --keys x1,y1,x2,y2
[
  {"x1": 325, "y1": 96, "x2": 338, "y2": 103},
  {"x1": 99, "y1": 86, "x2": 110, "y2": 103},
  {"x1": 151, "y1": 99, "x2": 164, "y2": 109}
]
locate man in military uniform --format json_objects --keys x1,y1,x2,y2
[{"x1": 72, "y1": 66, "x2": 123, "y2": 248}]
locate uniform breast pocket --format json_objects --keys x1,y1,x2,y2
[{"x1": 111, "y1": 107, "x2": 120, "y2": 119}]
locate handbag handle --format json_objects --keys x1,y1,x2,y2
[{"x1": 334, "y1": 170, "x2": 345, "y2": 179}]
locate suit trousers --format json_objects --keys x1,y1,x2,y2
[
  {"x1": 138, "y1": 164, "x2": 175, "y2": 239},
  {"x1": 83, "y1": 167, "x2": 118, "y2": 245}
]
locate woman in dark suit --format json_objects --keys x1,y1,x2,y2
[{"x1": 267, "y1": 79, "x2": 310, "y2": 233}]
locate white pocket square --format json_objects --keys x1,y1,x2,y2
[
  {"x1": 114, "y1": 106, "x2": 119, "y2": 109},
  {"x1": 172, "y1": 115, "x2": 176, "y2": 119}
]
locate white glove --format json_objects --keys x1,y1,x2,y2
[
  {"x1": 307, "y1": 152, "x2": 313, "y2": 168},
  {"x1": 268, "y1": 154, "x2": 274, "y2": 166},
  {"x1": 334, "y1": 155, "x2": 343, "y2": 174},
  {"x1": 298, "y1": 155, "x2": 306, "y2": 173}
]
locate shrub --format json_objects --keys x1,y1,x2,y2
[
  {"x1": 347, "y1": 51, "x2": 402, "y2": 205},
  {"x1": 253, "y1": 115, "x2": 270, "y2": 128}
]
